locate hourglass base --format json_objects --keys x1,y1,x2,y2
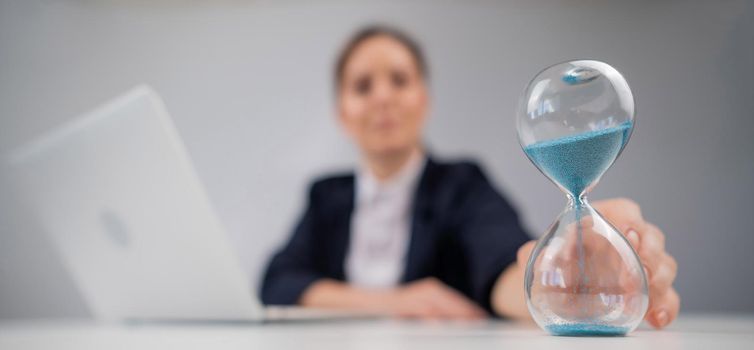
[{"x1": 544, "y1": 322, "x2": 629, "y2": 337}]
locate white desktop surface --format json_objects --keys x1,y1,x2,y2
[{"x1": 1, "y1": 314, "x2": 752, "y2": 350}]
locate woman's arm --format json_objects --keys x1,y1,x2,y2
[
  {"x1": 260, "y1": 182, "x2": 325, "y2": 305},
  {"x1": 299, "y1": 279, "x2": 386, "y2": 312},
  {"x1": 300, "y1": 277, "x2": 487, "y2": 319},
  {"x1": 490, "y1": 243, "x2": 534, "y2": 320}
]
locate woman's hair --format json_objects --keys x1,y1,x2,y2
[{"x1": 334, "y1": 25, "x2": 428, "y2": 92}]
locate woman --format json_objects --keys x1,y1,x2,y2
[{"x1": 261, "y1": 26, "x2": 679, "y2": 327}]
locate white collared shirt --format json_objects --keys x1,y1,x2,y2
[{"x1": 345, "y1": 151, "x2": 426, "y2": 289}]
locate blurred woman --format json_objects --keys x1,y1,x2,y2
[{"x1": 261, "y1": 26, "x2": 679, "y2": 327}]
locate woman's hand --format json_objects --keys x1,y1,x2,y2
[
  {"x1": 384, "y1": 277, "x2": 487, "y2": 320},
  {"x1": 512, "y1": 197, "x2": 680, "y2": 328},
  {"x1": 592, "y1": 198, "x2": 680, "y2": 328},
  {"x1": 301, "y1": 277, "x2": 486, "y2": 320}
]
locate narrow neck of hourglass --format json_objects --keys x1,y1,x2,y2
[{"x1": 566, "y1": 193, "x2": 589, "y2": 209}]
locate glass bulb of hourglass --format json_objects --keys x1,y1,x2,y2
[{"x1": 517, "y1": 60, "x2": 648, "y2": 336}]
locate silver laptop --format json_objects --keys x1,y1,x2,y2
[{"x1": 3, "y1": 86, "x2": 359, "y2": 322}]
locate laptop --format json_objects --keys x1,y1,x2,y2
[{"x1": 3, "y1": 85, "x2": 365, "y2": 323}]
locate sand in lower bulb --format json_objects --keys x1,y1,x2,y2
[{"x1": 544, "y1": 323, "x2": 630, "y2": 337}]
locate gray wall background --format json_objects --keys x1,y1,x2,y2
[{"x1": 1, "y1": 0, "x2": 752, "y2": 318}]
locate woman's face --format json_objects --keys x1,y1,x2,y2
[{"x1": 337, "y1": 35, "x2": 429, "y2": 158}]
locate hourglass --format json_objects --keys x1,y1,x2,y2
[{"x1": 517, "y1": 60, "x2": 648, "y2": 336}]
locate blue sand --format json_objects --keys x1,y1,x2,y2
[
  {"x1": 545, "y1": 323, "x2": 629, "y2": 337},
  {"x1": 562, "y1": 74, "x2": 581, "y2": 84},
  {"x1": 562, "y1": 68, "x2": 599, "y2": 85},
  {"x1": 524, "y1": 121, "x2": 633, "y2": 196}
]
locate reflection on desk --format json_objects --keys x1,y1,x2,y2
[{"x1": 1, "y1": 314, "x2": 752, "y2": 350}]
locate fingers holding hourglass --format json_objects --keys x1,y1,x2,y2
[
  {"x1": 593, "y1": 198, "x2": 680, "y2": 329},
  {"x1": 617, "y1": 222, "x2": 678, "y2": 329},
  {"x1": 522, "y1": 197, "x2": 676, "y2": 332},
  {"x1": 528, "y1": 213, "x2": 644, "y2": 321},
  {"x1": 646, "y1": 283, "x2": 680, "y2": 329},
  {"x1": 637, "y1": 225, "x2": 679, "y2": 329}
]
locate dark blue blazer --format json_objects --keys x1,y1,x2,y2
[{"x1": 260, "y1": 157, "x2": 531, "y2": 314}]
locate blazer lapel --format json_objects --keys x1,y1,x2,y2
[
  {"x1": 331, "y1": 176, "x2": 355, "y2": 280},
  {"x1": 402, "y1": 157, "x2": 439, "y2": 282}
]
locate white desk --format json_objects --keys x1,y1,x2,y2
[{"x1": 1, "y1": 314, "x2": 752, "y2": 350}]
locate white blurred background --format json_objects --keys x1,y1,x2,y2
[{"x1": 1, "y1": 0, "x2": 752, "y2": 318}]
